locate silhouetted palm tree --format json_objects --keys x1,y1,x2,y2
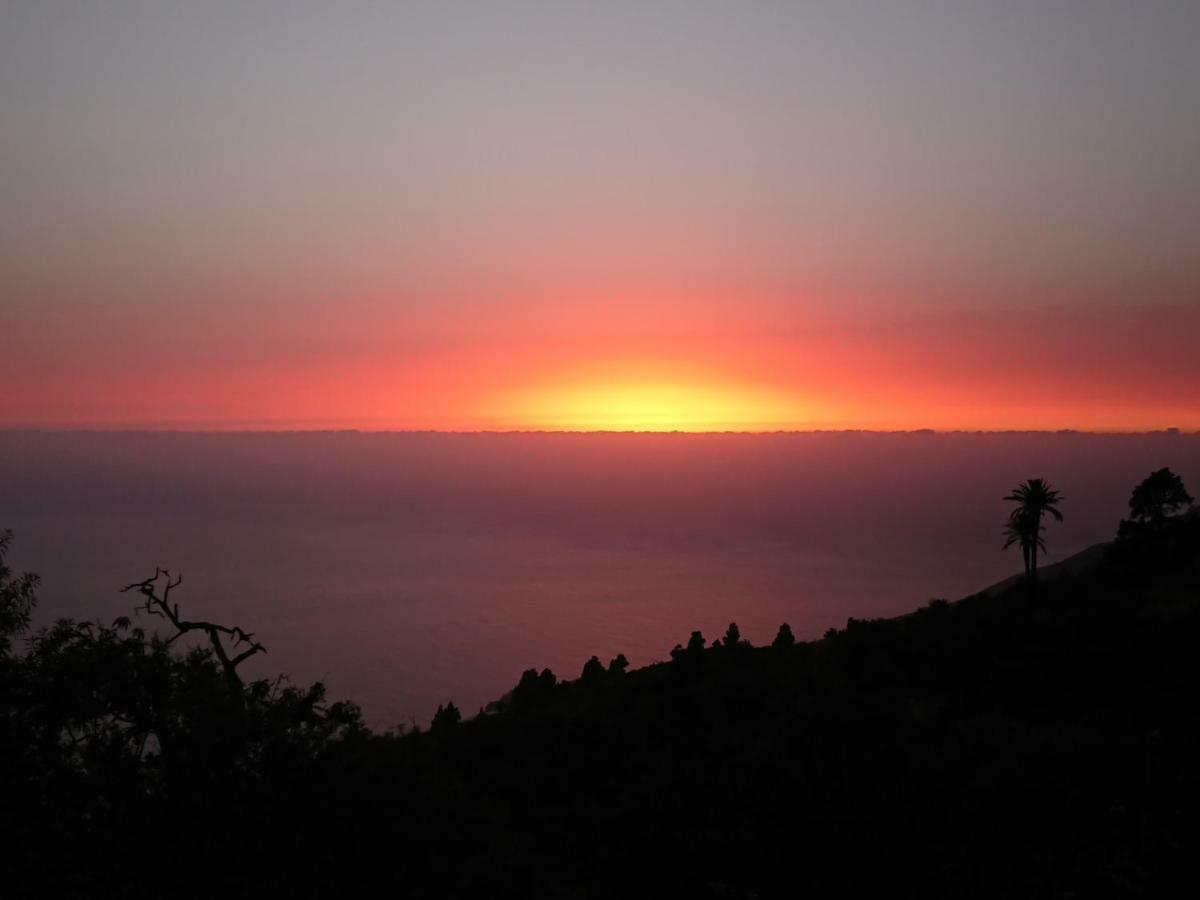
[
  {"x1": 1002, "y1": 508, "x2": 1045, "y2": 579},
  {"x1": 1004, "y1": 479, "x2": 1063, "y2": 583}
]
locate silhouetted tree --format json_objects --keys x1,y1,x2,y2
[
  {"x1": 1004, "y1": 479, "x2": 1063, "y2": 583},
  {"x1": 121, "y1": 567, "x2": 265, "y2": 695},
  {"x1": 513, "y1": 667, "x2": 558, "y2": 705},
  {"x1": 0, "y1": 530, "x2": 38, "y2": 656},
  {"x1": 431, "y1": 701, "x2": 461, "y2": 731},
  {"x1": 511, "y1": 668, "x2": 538, "y2": 706},
  {"x1": 672, "y1": 631, "x2": 707, "y2": 663},
  {"x1": 722, "y1": 622, "x2": 749, "y2": 650},
  {"x1": 1, "y1": 543, "x2": 363, "y2": 820},
  {"x1": 581, "y1": 655, "x2": 605, "y2": 684},
  {"x1": 1128, "y1": 468, "x2": 1193, "y2": 526},
  {"x1": 772, "y1": 623, "x2": 795, "y2": 649},
  {"x1": 608, "y1": 653, "x2": 629, "y2": 675},
  {"x1": 1002, "y1": 508, "x2": 1045, "y2": 580}
]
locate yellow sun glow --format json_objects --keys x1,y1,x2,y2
[{"x1": 494, "y1": 382, "x2": 811, "y2": 431}]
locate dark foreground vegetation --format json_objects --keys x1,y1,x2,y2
[{"x1": 2, "y1": 471, "x2": 1198, "y2": 898}]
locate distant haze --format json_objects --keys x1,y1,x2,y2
[
  {"x1": 3, "y1": 2, "x2": 1199, "y2": 430},
  {"x1": 4, "y1": 431, "x2": 1197, "y2": 725}
]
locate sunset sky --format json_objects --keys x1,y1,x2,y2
[{"x1": 3, "y1": 2, "x2": 1198, "y2": 431}]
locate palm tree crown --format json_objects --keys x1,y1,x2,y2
[{"x1": 1005, "y1": 478, "x2": 1064, "y2": 523}]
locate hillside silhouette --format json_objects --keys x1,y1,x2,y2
[{"x1": 2, "y1": 470, "x2": 1199, "y2": 898}]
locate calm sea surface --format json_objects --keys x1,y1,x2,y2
[{"x1": 3, "y1": 431, "x2": 1197, "y2": 726}]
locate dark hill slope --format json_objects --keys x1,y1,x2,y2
[
  {"x1": 983, "y1": 539, "x2": 1111, "y2": 595},
  {"x1": 272, "y1": 515, "x2": 1200, "y2": 897}
]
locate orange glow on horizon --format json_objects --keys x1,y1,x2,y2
[
  {"x1": 492, "y1": 380, "x2": 818, "y2": 432},
  {"x1": 5, "y1": 286, "x2": 1199, "y2": 434}
]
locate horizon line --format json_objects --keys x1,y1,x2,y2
[{"x1": 1, "y1": 426, "x2": 1196, "y2": 437}]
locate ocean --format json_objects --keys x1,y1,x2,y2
[{"x1": 3, "y1": 430, "x2": 1196, "y2": 726}]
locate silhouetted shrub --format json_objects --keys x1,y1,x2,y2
[
  {"x1": 607, "y1": 653, "x2": 628, "y2": 675},
  {"x1": 772, "y1": 623, "x2": 795, "y2": 649}
]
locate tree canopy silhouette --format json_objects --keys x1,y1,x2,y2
[
  {"x1": 1128, "y1": 467, "x2": 1193, "y2": 525},
  {"x1": 722, "y1": 621, "x2": 746, "y2": 649},
  {"x1": 580, "y1": 654, "x2": 606, "y2": 683},
  {"x1": 2, "y1": 542, "x2": 363, "y2": 840},
  {"x1": 0, "y1": 530, "x2": 38, "y2": 656}
]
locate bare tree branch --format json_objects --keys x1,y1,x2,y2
[{"x1": 122, "y1": 569, "x2": 266, "y2": 690}]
